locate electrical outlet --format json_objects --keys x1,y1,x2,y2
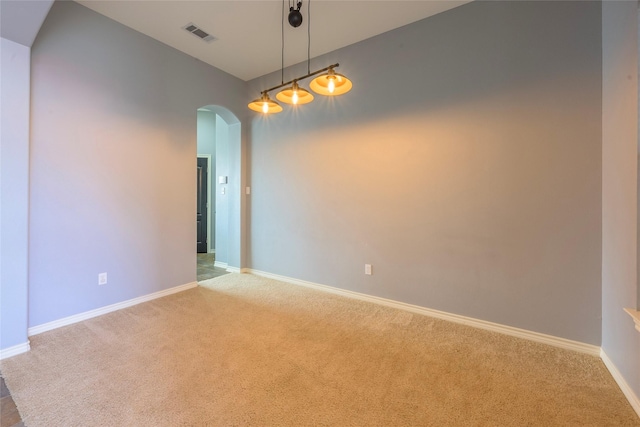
[
  {"x1": 98, "y1": 272, "x2": 107, "y2": 285},
  {"x1": 365, "y1": 264, "x2": 372, "y2": 275}
]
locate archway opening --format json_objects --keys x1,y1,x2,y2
[{"x1": 196, "y1": 105, "x2": 242, "y2": 282}]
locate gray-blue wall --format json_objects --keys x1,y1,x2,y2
[
  {"x1": 27, "y1": 0, "x2": 247, "y2": 327},
  {"x1": 248, "y1": 1, "x2": 603, "y2": 345},
  {"x1": 0, "y1": 37, "x2": 31, "y2": 351},
  {"x1": 602, "y1": 0, "x2": 640, "y2": 402},
  {"x1": 215, "y1": 115, "x2": 230, "y2": 265}
]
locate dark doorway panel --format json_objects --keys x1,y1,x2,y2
[{"x1": 197, "y1": 157, "x2": 208, "y2": 253}]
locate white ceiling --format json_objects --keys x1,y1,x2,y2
[
  {"x1": 75, "y1": 0, "x2": 470, "y2": 81},
  {"x1": 0, "y1": 0, "x2": 54, "y2": 47}
]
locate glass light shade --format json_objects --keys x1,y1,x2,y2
[
  {"x1": 248, "y1": 93, "x2": 283, "y2": 114},
  {"x1": 276, "y1": 82, "x2": 314, "y2": 105},
  {"x1": 310, "y1": 69, "x2": 352, "y2": 96}
]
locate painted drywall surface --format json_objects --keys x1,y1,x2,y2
[
  {"x1": 197, "y1": 109, "x2": 216, "y2": 252},
  {"x1": 249, "y1": 1, "x2": 602, "y2": 344},
  {"x1": 215, "y1": 115, "x2": 230, "y2": 265},
  {"x1": 227, "y1": 122, "x2": 243, "y2": 269},
  {"x1": 602, "y1": 0, "x2": 640, "y2": 399},
  {"x1": 28, "y1": 1, "x2": 247, "y2": 327},
  {"x1": 0, "y1": 0, "x2": 53, "y2": 47},
  {"x1": 0, "y1": 38, "x2": 30, "y2": 350}
]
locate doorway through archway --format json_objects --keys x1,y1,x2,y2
[{"x1": 196, "y1": 105, "x2": 242, "y2": 281}]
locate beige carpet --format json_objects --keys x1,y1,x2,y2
[{"x1": 1, "y1": 273, "x2": 638, "y2": 426}]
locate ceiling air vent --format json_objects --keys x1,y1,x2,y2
[{"x1": 183, "y1": 22, "x2": 216, "y2": 43}]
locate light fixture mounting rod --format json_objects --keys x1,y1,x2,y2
[{"x1": 262, "y1": 63, "x2": 340, "y2": 94}]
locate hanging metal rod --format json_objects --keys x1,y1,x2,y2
[{"x1": 261, "y1": 63, "x2": 339, "y2": 95}]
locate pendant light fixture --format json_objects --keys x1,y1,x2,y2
[
  {"x1": 276, "y1": 80, "x2": 314, "y2": 105},
  {"x1": 277, "y1": 0, "x2": 313, "y2": 106},
  {"x1": 248, "y1": 92, "x2": 283, "y2": 114},
  {"x1": 248, "y1": 0, "x2": 353, "y2": 115},
  {"x1": 310, "y1": 66, "x2": 352, "y2": 96}
]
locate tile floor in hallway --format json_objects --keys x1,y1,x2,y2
[
  {"x1": 1, "y1": 375, "x2": 24, "y2": 427},
  {"x1": 197, "y1": 252, "x2": 230, "y2": 282}
]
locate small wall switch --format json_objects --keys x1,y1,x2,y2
[
  {"x1": 221, "y1": 187, "x2": 226, "y2": 195},
  {"x1": 365, "y1": 264, "x2": 372, "y2": 275},
  {"x1": 218, "y1": 176, "x2": 228, "y2": 184},
  {"x1": 246, "y1": 186, "x2": 251, "y2": 195},
  {"x1": 98, "y1": 272, "x2": 107, "y2": 285}
]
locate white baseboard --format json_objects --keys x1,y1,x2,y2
[
  {"x1": 0, "y1": 341, "x2": 31, "y2": 361},
  {"x1": 226, "y1": 266, "x2": 241, "y2": 273},
  {"x1": 246, "y1": 269, "x2": 600, "y2": 356},
  {"x1": 214, "y1": 261, "x2": 228, "y2": 269},
  {"x1": 600, "y1": 349, "x2": 640, "y2": 418},
  {"x1": 28, "y1": 281, "x2": 198, "y2": 336}
]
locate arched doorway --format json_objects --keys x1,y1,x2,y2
[{"x1": 196, "y1": 105, "x2": 242, "y2": 281}]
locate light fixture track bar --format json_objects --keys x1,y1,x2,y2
[{"x1": 263, "y1": 63, "x2": 339, "y2": 94}]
